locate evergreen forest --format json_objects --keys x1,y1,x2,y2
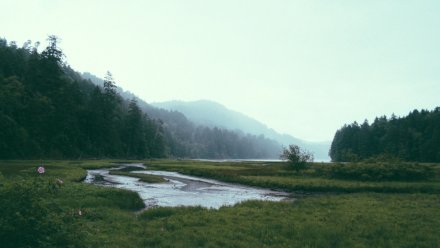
[
  {"x1": 0, "y1": 37, "x2": 281, "y2": 159},
  {"x1": 330, "y1": 109, "x2": 440, "y2": 162}
]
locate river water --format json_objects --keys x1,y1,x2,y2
[{"x1": 84, "y1": 163, "x2": 289, "y2": 209}]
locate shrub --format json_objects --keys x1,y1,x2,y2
[
  {"x1": 280, "y1": 145, "x2": 314, "y2": 172},
  {"x1": 0, "y1": 177, "x2": 80, "y2": 248}
]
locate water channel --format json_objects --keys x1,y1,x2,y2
[{"x1": 84, "y1": 163, "x2": 289, "y2": 209}]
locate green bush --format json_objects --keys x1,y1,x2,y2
[
  {"x1": 0, "y1": 177, "x2": 81, "y2": 248},
  {"x1": 280, "y1": 145, "x2": 314, "y2": 172}
]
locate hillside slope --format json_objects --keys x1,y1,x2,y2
[
  {"x1": 81, "y1": 73, "x2": 282, "y2": 159},
  {"x1": 0, "y1": 37, "x2": 283, "y2": 160},
  {"x1": 153, "y1": 100, "x2": 330, "y2": 160},
  {"x1": 0, "y1": 38, "x2": 166, "y2": 159}
]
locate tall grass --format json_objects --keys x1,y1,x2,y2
[
  {"x1": 146, "y1": 160, "x2": 440, "y2": 193},
  {"x1": 136, "y1": 194, "x2": 440, "y2": 247},
  {"x1": 1, "y1": 160, "x2": 439, "y2": 247}
]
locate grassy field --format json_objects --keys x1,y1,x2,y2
[
  {"x1": 146, "y1": 160, "x2": 440, "y2": 193},
  {"x1": 109, "y1": 170, "x2": 167, "y2": 183},
  {"x1": 1, "y1": 159, "x2": 439, "y2": 247}
]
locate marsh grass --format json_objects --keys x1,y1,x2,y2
[
  {"x1": 109, "y1": 170, "x2": 167, "y2": 183},
  {"x1": 135, "y1": 194, "x2": 440, "y2": 247},
  {"x1": 0, "y1": 160, "x2": 87, "y2": 182},
  {"x1": 146, "y1": 160, "x2": 440, "y2": 193},
  {"x1": 1, "y1": 159, "x2": 439, "y2": 247}
]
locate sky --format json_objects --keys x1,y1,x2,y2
[{"x1": 1, "y1": 0, "x2": 439, "y2": 142}]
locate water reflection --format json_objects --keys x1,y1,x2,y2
[{"x1": 85, "y1": 164, "x2": 288, "y2": 209}]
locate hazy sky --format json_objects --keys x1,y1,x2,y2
[{"x1": 2, "y1": 0, "x2": 439, "y2": 142}]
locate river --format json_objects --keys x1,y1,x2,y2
[{"x1": 84, "y1": 163, "x2": 289, "y2": 209}]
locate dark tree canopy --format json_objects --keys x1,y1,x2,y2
[
  {"x1": 0, "y1": 37, "x2": 283, "y2": 159},
  {"x1": 82, "y1": 72, "x2": 283, "y2": 159},
  {"x1": 0, "y1": 37, "x2": 165, "y2": 159},
  {"x1": 330, "y1": 108, "x2": 440, "y2": 162}
]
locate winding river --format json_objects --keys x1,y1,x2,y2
[{"x1": 84, "y1": 163, "x2": 289, "y2": 209}]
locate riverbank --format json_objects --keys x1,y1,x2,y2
[
  {"x1": 1, "y1": 159, "x2": 439, "y2": 247},
  {"x1": 145, "y1": 160, "x2": 440, "y2": 194},
  {"x1": 85, "y1": 164, "x2": 288, "y2": 209}
]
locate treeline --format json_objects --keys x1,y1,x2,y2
[
  {"x1": 330, "y1": 109, "x2": 440, "y2": 162},
  {"x1": 0, "y1": 37, "x2": 281, "y2": 159},
  {"x1": 82, "y1": 72, "x2": 281, "y2": 159},
  {"x1": 164, "y1": 125, "x2": 281, "y2": 159},
  {"x1": 0, "y1": 37, "x2": 165, "y2": 159}
]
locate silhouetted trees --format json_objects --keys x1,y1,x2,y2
[
  {"x1": 0, "y1": 37, "x2": 165, "y2": 159},
  {"x1": 330, "y1": 109, "x2": 440, "y2": 162},
  {"x1": 82, "y1": 72, "x2": 283, "y2": 159},
  {"x1": 0, "y1": 36, "x2": 282, "y2": 159}
]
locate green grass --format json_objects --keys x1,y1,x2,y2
[
  {"x1": 135, "y1": 194, "x2": 440, "y2": 247},
  {"x1": 64, "y1": 193, "x2": 440, "y2": 247},
  {"x1": 0, "y1": 160, "x2": 88, "y2": 182},
  {"x1": 1, "y1": 159, "x2": 440, "y2": 247},
  {"x1": 146, "y1": 160, "x2": 440, "y2": 193},
  {"x1": 0, "y1": 161, "x2": 146, "y2": 247},
  {"x1": 109, "y1": 170, "x2": 167, "y2": 183}
]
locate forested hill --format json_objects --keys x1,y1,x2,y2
[
  {"x1": 0, "y1": 37, "x2": 281, "y2": 159},
  {"x1": 0, "y1": 37, "x2": 166, "y2": 159},
  {"x1": 82, "y1": 73, "x2": 282, "y2": 159},
  {"x1": 152, "y1": 100, "x2": 331, "y2": 160},
  {"x1": 330, "y1": 108, "x2": 440, "y2": 162}
]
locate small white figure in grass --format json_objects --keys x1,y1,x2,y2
[
  {"x1": 37, "y1": 166, "x2": 45, "y2": 174},
  {"x1": 78, "y1": 209, "x2": 82, "y2": 216},
  {"x1": 56, "y1": 178, "x2": 64, "y2": 185}
]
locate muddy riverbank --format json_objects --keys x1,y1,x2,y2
[{"x1": 85, "y1": 163, "x2": 289, "y2": 209}]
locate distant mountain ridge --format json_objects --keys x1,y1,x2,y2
[
  {"x1": 153, "y1": 100, "x2": 276, "y2": 134},
  {"x1": 152, "y1": 100, "x2": 331, "y2": 160},
  {"x1": 82, "y1": 73, "x2": 330, "y2": 160},
  {"x1": 81, "y1": 73, "x2": 282, "y2": 159}
]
